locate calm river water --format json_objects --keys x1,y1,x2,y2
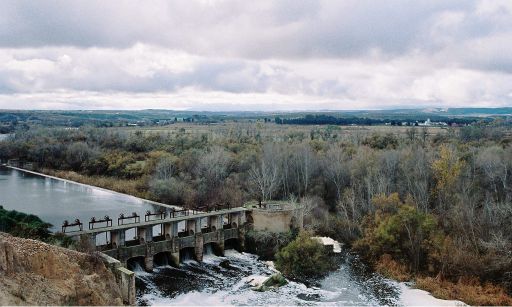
[{"x1": 0, "y1": 166, "x2": 163, "y2": 231}]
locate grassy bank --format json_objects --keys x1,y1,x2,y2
[{"x1": 41, "y1": 168, "x2": 153, "y2": 201}]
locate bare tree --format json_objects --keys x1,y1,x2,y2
[
  {"x1": 376, "y1": 150, "x2": 400, "y2": 195},
  {"x1": 196, "y1": 146, "x2": 231, "y2": 188},
  {"x1": 406, "y1": 127, "x2": 417, "y2": 142},
  {"x1": 400, "y1": 147, "x2": 431, "y2": 212},
  {"x1": 291, "y1": 142, "x2": 316, "y2": 197},
  {"x1": 476, "y1": 146, "x2": 508, "y2": 201},
  {"x1": 299, "y1": 195, "x2": 325, "y2": 231},
  {"x1": 154, "y1": 156, "x2": 176, "y2": 180},
  {"x1": 65, "y1": 142, "x2": 95, "y2": 171},
  {"x1": 249, "y1": 143, "x2": 281, "y2": 201},
  {"x1": 324, "y1": 145, "x2": 349, "y2": 201}
]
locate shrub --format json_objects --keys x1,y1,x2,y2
[
  {"x1": 375, "y1": 254, "x2": 411, "y2": 281},
  {"x1": 275, "y1": 231, "x2": 336, "y2": 282},
  {"x1": 353, "y1": 193, "x2": 442, "y2": 272},
  {"x1": 0, "y1": 206, "x2": 52, "y2": 240},
  {"x1": 362, "y1": 133, "x2": 399, "y2": 149},
  {"x1": 245, "y1": 230, "x2": 294, "y2": 260}
]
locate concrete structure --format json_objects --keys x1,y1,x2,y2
[
  {"x1": 312, "y1": 236, "x2": 342, "y2": 254},
  {"x1": 102, "y1": 227, "x2": 243, "y2": 270},
  {"x1": 246, "y1": 202, "x2": 303, "y2": 233},
  {"x1": 65, "y1": 206, "x2": 247, "y2": 271},
  {"x1": 61, "y1": 201, "x2": 302, "y2": 304},
  {"x1": 99, "y1": 253, "x2": 136, "y2": 305},
  {"x1": 6, "y1": 159, "x2": 38, "y2": 170}
]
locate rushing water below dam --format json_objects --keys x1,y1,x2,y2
[
  {"x1": 0, "y1": 165, "x2": 461, "y2": 306},
  {"x1": 133, "y1": 248, "x2": 403, "y2": 306},
  {"x1": 134, "y1": 248, "x2": 464, "y2": 306}
]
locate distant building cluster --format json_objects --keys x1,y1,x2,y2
[
  {"x1": 385, "y1": 118, "x2": 449, "y2": 127},
  {"x1": 418, "y1": 118, "x2": 448, "y2": 126}
]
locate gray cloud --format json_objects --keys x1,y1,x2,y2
[
  {"x1": 0, "y1": 0, "x2": 492, "y2": 58},
  {"x1": 0, "y1": 0, "x2": 511, "y2": 110}
]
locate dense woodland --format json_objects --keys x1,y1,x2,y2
[
  {"x1": 1, "y1": 121, "x2": 512, "y2": 304},
  {"x1": 275, "y1": 114, "x2": 484, "y2": 126}
]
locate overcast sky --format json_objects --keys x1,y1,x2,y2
[{"x1": 0, "y1": 0, "x2": 511, "y2": 110}]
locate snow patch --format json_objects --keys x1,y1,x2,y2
[{"x1": 399, "y1": 282, "x2": 467, "y2": 306}]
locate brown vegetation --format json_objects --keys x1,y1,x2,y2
[
  {"x1": 375, "y1": 254, "x2": 411, "y2": 282},
  {"x1": 416, "y1": 276, "x2": 512, "y2": 306},
  {"x1": 43, "y1": 169, "x2": 151, "y2": 199}
]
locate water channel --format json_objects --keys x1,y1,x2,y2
[{"x1": 0, "y1": 165, "x2": 460, "y2": 306}]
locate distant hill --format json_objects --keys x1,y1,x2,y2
[{"x1": 424, "y1": 107, "x2": 512, "y2": 116}]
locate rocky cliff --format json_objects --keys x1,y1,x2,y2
[{"x1": 0, "y1": 232, "x2": 123, "y2": 305}]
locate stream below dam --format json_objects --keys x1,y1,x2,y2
[
  {"x1": 132, "y1": 247, "x2": 463, "y2": 306},
  {"x1": 133, "y1": 248, "x2": 401, "y2": 306}
]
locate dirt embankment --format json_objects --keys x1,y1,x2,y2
[{"x1": 0, "y1": 232, "x2": 123, "y2": 305}]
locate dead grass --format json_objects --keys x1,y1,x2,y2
[
  {"x1": 375, "y1": 254, "x2": 412, "y2": 281},
  {"x1": 43, "y1": 169, "x2": 151, "y2": 200},
  {"x1": 416, "y1": 276, "x2": 512, "y2": 306}
]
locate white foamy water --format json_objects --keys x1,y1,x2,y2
[
  {"x1": 132, "y1": 249, "x2": 409, "y2": 306},
  {"x1": 131, "y1": 247, "x2": 466, "y2": 306}
]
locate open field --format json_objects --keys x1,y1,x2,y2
[{"x1": 113, "y1": 122, "x2": 451, "y2": 140}]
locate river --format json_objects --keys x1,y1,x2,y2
[
  {"x1": 134, "y1": 249, "x2": 401, "y2": 306},
  {"x1": 0, "y1": 165, "x2": 463, "y2": 306},
  {"x1": 133, "y1": 248, "x2": 464, "y2": 306},
  {"x1": 0, "y1": 165, "x2": 165, "y2": 232}
]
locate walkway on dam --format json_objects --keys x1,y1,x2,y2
[{"x1": 62, "y1": 205, "x2": 247, "y2": 237}]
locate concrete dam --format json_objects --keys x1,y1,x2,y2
[
  {"x1": 63, "y1": 205, "x2": 248, "y2": 271},
  {"x1": 60, "y1": 201, "x2": 299, "y2": 304}
]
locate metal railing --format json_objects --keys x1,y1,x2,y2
[
  {"x1": 89, "y1": 215, "x2": 113, "y2": 230},
  {"x1": 62, "y1": 202, "x2": 240, "y2": 234},
  {"x1": 62, "y1": 219, "x2": 83, "y2": 233},
  {"x1": 145, "y1": 210, "x2": 166, "y2": 222},
  {"x1": 118, "y1": 212, "x2": 140, "y2": 225}
]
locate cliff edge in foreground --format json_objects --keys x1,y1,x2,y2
[{"x1": 0, "y1": 232, "x2": 123, "y2": 305}]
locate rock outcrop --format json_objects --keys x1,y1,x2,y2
[{"x1": 0, "y1": 232, "x2": 123, "y2": 305}]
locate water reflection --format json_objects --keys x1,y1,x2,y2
[{"x1": 0, "y1": 166, "x2": 167, "y2": 232}]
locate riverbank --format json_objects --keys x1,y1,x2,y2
[
  {"x1": 372, "y1": 254, "x2": 512, "y2": 306},
  {"x1": 0, "y1": 232, "x2": 123, "y2": 305}
]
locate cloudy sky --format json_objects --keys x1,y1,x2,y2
[{"x1": 0, "y1": 0, "x2": 511, "y2": 110}]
